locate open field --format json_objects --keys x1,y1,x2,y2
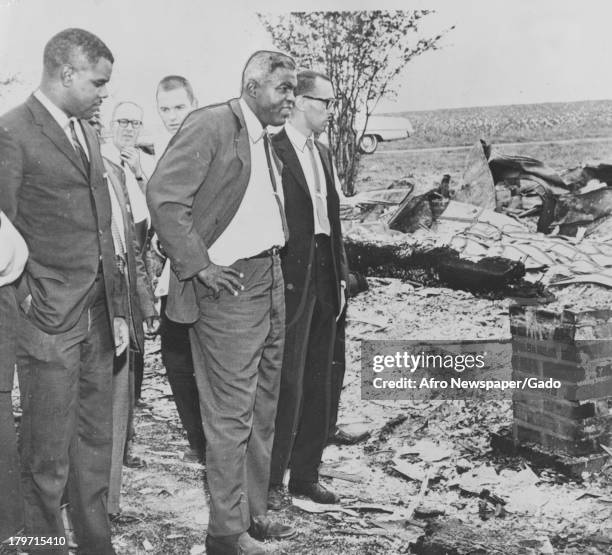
[{"x1": 379, "y1": 99, "x2": 612, "y2": 150}]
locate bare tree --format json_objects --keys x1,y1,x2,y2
[{"x1": 259, "y1": 11, "x2": 453, "y2": 195}]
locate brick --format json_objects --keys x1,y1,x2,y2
[
  {"x1": 554, "y1": 416, "x2": 612, "y2": 442},
  {"x1": 511, "y1": 354, "x2": 540, "y2": 374},
  {"x1": 513, "y1": 392, "x2": 603, "y2": 419},
  {"x1": 574, "y1": 340, "x2": 612, "y2": 359},
  {"x1": 564, "y1": 379, "x2": 612, "y2": 401},
  {"x1": 542, "y1": 361, "x2": 586, "y2": 382},
  {"x1": 542, "y1": 397, "x2": 598, "y2": 419},
  {"x1": 513, "y1": 403, "x2": 558, "y2": 430},
  {"x1": 536, "y1": 342, "x2": 558, "y2": 358},
  {"x1": 514, "y1": 423, "x2": 603, "y2": 456}
]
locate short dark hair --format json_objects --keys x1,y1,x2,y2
[
  {"x1": 295, "y1": 70, "x2": 331, "y2": 97},
  {"x1": 43, "y1": 28, "x2": 114, "y2": 74},
  {"x1": 157, "y1": 75, "x2": 196, "y2": 104},
  {"x1": 241, "y1": 51, "x2": 296, "y2": 91}
]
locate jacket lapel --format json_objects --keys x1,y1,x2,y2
[
  {"x1": 315, "y1": 141, "x2": 334, "y2": 196},
  {"x1": 229, "y1": 99, "x2": 250, "y2": 171},
  {"x1": 103, "y1": 157, "x2": 131, "y2": 230},
  {"x1": 26, "y1": 95, "x2": 88, "y2": 179},
  {"x1": 274, "y1": 128, "x2": 310, "y2": 197}
]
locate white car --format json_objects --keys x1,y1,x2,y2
[{"x1": 356, "y1": 115, "x2": 413, "y2": 154}]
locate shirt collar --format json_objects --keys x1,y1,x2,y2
[
  {"x1": 238, "y1": 98, "x2": 265, "y2": 144},
  {"x1": 284, "y1": 121, "x2": 313, "y2": 153},
  {"x1": 33, "y1": 89, "x2": 72, "y2": 132}
]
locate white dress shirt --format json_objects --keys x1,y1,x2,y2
[
  {"x1": 207, "y1": 98, "x2": 285, "y2": 267},
  {"x1": 284, "y1": 122, "x2": 331, "y2": 235},
  {"x1": 101, "y1": 143, "x2": 150, "y2": 225}
]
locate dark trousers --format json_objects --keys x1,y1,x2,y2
[
  {"x1": 270, "y1": 236, "x2": 336, "y2": 485},
  {"x1": 132, "y1": 219, "x2": 148, "y2": 401},
  {"x1": 190, "y1": 254, "x2": 285, "y2": 536},
  {"x1": 17, "y1": 278, "x2": 115, "y2": 555},
  {"x1": 0, "y1": 285, "x2": 24, "y2": 540},
  {"x1": 329, "y1": 310, "x2": 347, "y2": 437},
  {"x1": 160, "y1": 296, "x2": 205, "y2": 454}
]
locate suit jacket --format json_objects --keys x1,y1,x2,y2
[
  {"x1": 0, "y1": 95, "x2": 119, "y2": 334},
  {"x1": 104, "y1": 158, "x2": 156, "y2": 353},
  {"x1": 272, "y1": 128, "x2": 348, "y2": 325},
  {"x1": 148, "y1": 98, "x2": 281, "y2": 324}
]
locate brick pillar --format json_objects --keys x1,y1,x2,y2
[{"x1": 509, "y1": 305, "x2": 612, "y2": 456}]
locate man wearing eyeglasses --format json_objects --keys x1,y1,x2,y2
[
  {"x1": 104, "y1": 104, "x2": 156, "y2": 386},
  {"x1": 267, "y1": 70, "x2": 348, "y2": 508},
  {"x1": 103, "y1": 102, "x2": 151, "y2": 240}
]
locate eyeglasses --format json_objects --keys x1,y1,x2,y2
[
  {"x1": 114, "y1": 119, "x2": 142, "y2": 129},
  {"x1": 302, "y1": 95, "x2": 336, "y2": 110}
]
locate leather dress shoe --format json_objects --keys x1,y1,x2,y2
[
  {"x1": 327, "y1": 427, "x2": 371, "y2": 446},
  {"x1": 249, "y1": 515, "x2": 296, "y2": 541},
  {"x1": 267, "y1": 484, "x2": 291, "y2": 511},
  {"x1": 288, "y1": 480, "x2": 339, "y2": 504},
  {"x1": 205, "y1": 531, "x2": 266, "y2": 555}
]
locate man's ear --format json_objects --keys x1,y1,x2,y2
[
  {"x1": 60, "y1": 64, "x2": 73, "y2": 87},
  {"x1": 245, "y1": 79, "x2": 258, "y2": 99}
]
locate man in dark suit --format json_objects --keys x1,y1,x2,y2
[
  {"x1": 0, "y1": 28, "x2": 119, "y2": 554},
  {"x1": 268, "y1": 70, "x2": 348, "y2": 508},
  {"x1": 147, "y1": 51, "x2": 297, "y2": 555}
]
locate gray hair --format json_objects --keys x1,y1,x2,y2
[
  {"x1": 111, "y1": 101, "x2": 143, "y2": 121},
  {"x1": 241, "y1": 50, "x2": 296, "y2": 92}
]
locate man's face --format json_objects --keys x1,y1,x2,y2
[
  {"x1": 111, "y1": 103, "x2": 143, "y2": 150},
  {"x1": 64, "y1": 55, "x2": 112, "y2": 119},
  {"x1": 301, "y1": 77, "x2": 335, "y2": 135},
  {"x1": 252, "y1": 68, "x2": 297, "y2": 127},
  {"x1": 157, "y1": 87, "x2": 196, "y2": 134}
]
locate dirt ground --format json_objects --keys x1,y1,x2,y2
[{"x1": 110, "y1": 277, "x2": 611, "y2": 554}]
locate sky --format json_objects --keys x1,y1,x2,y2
[{"x1": 1, "y1": 0, "x2": 611, "y2": 134}]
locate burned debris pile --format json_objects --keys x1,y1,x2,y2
[{"x1": 343, "y1": 140, "x2": 612, "y2": 301}]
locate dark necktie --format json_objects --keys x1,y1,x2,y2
[
  {"x1": 306, "y1": 137, "x2": 331, "y2": 235},
  {"x1": 263, "y1": 132, "x2": 289, "y2": 242},
  {"x1": 69, "y1": 119, "x2": 90, "y2": 176}
]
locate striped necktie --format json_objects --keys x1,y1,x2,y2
[{"x1": 69, "y1": 119, "x2": 90, "y2": 176}]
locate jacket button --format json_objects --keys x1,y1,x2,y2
[{"x1": 286, "y1": 283, "x2": 294, "y2": 291}]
